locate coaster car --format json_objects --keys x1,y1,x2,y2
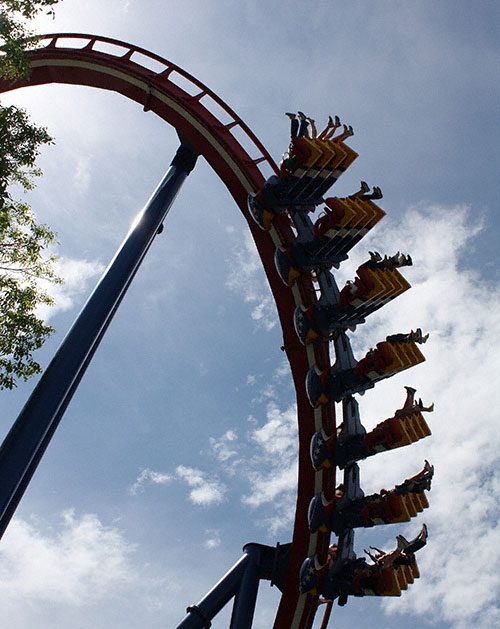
[
  {"x1": 306, "y1": 331, "x2": 428, "y2": 406},
  {"x1": 274, "y1": 245, "x2": 326, "y2": 288},
  {"x1": 338, "y1": 252, "x2": 412, "y2": 314},
  {"x1": 334, "y1": 386, "x2": 433, "y2": 467},
  {"x1": 247, "y1": 177, "x2": 322, "y2": 231},
  {"x1": 294, "y1": 302, "x2": 362, "y2": 344},
  {"x1": 308, "y1": 461, "x2": 433, "y2": 535},
  {"x1": 362, "y1": 402, "x2": 432, "y2": 451},
  {"x1": 300, "y1": 525, "x2": 428, "y2": 600},
  {"x1": 310, "y1": 388, "x2": 433, "y2": 470},
  {"x1": 313, "y1": 197, "x2": 385, "y2": 254},
  {"x1": 279, "y1": 136, "x2": 313, "y2": 178},
  {"x1": 273, "y1": 201, "x2": 387, "y2": 287},
  {"x1": 279, "y1": 134, "x2": 358, "y2": 200},
  {"x1": 249, "y1": 119, "x2": 362, "y2": 232}
]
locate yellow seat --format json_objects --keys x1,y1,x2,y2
[
  {"x1": 418, "y1": 492, "x2": 430, "y2": 509},
  {"x1": 324, "y1": 139, "x2": 348, "y2": 170},
  {"x1": 334, "y1": 141, "x2": 358, "y2": 174},
  {"x1": 402, "y1": 494, "x2": 418, "y2": 518},
  {"x1": 405, "y1": 342, "x2": 426, "y2": 366},
  {"x1": 384, "y1": 343, "x2": 408, "y2": 375},
  {"x1": 403, "y1": 418, "x2": 420, "y2": 442},
  {"x1": 408, "y1": 413, "x2": 426, "y2": 439},
  {"x1": 415, "y1": 414, "x2": 432, "y2": 437},
  {"x1": 380, "y1": 571, "x2": 402, "y2": 597},
  {"x1": 363, "y1": 268, "x2": 389, "y2": 302},
  {"x1": 402, "y1": 564, "x2": 414, "y2": 585},
  {"x1": 395, "y1": 566, "x2": 409, "y2": 590},
  {"x1": 394, "y1": 418, "x2": 413, "y2": 447},
  {"x1": 312, "y1": 139, "x2": 337, "y2": 169},
  {"x1": 410, "y1": 561, "x2": 420, "y2": 579}
]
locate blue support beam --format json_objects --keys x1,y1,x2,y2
[
  {"x1": 176, "y1": 543, "x2": 291, "y2": 629},
  {"x1": 176, "y1": 543, "x2": 290, "y2": 628},
  {"x1": 0, "y1": 140, "x2": 198, "y2": 539},
  {"x1": 177, "y1": 554, "x2": 251, "y2": 628},
  {"x1": 230, "y1": 544, "x2": 261, "y2": 628}
]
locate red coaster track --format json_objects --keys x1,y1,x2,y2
[{"x1": 0, "y1": 34, "x2": 336, "y2": 628}]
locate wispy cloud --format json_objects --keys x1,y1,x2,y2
[
  {"x1": 250, "y1": 404, "x2": 298, "y2": 458},
  {"x1": 128, "y1": 468, "x2": 173, "y2": 495},
  {"x1": 74, "y1": 156, "x2": 91, "y2": 194},
  {"x1": 336, "y1": 205, "x2": 500, "y2": 628},
  {"x1": 241, "y1": 402, "x2": 298, "y2": 534},
  {"x1": 0, "y1": 510, "x2": 135, "y2": 606},
  {"x1": 36, "y1": 256, "x2": 105, "y2": 322},
  {"x1": 0, "y1": 510, "x2": 185, "y2": 628},
  {"x1": 204, "y1": 529, "x2": 221, "y2": 550},
  {"x1": 209, "y1": 430, "x2": 238, "y2": 464},
  {"x1": 175, "y1": 465, "x2": 227, "y2": 506},
  {"x1": 225, "y1": 231, "x2": 278, "y2": 331},
  {"x1": 129, "y1": 465, "x2": 227, "y2": 507},
  {"x1": 243, "y1": 463, "x2": 298, "y2": 509}
]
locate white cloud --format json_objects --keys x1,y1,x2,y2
[
  {"x1": 74, "y1": 156, "x2": 91, "y2": 194},
  {"x1": 241, "y1": 403, "x2": 298, "y2": 535},
  {"x1": 175, "y1": 465, "x2": 227, "y2": 506},
  {"x1": 251, "y1": 404, "x2": 297, "y2": 457},
  {"x1": 209, "y1": 430, "x2": 239, "y2": 463},
  {"x1": 225, "y1": 231, "x2": 278, "y2": 331},
  {"x1": 129, "y1": 465, "x2": 226, "y2": 507},
  {"x1": 0, "y1": 510, "x2": 135, "y2": 606},
  {"x1": 37, "y1": 256, "x2": 105, "y2": 322},
  {"x1": 128, "y1": 468, "x2": 173, "y2": 495},
  {"x1": 273, "y1": 359, "x2": 291, "y2": 382},
  {"x1": 204, "y1": 529, "x2": 221, "y2": 550},
  {"x1": 333, "y1": 205, "x2": 500, "y2": 628},
  {"x1": 243, "y1": 462, "x2": 298, "y2": 509},
  {"x1": 0, "y1": 510, "x2": 187, "y2": 628}
]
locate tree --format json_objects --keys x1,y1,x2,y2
[
  {"x1": 0, "y1": 2, "x2": 59, "y2": 77},
  {"x1": 0, "y1": 0, "x2": 62, "y2": 389}
]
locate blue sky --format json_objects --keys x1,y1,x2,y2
[{"x1": 0, "y1": 1, "x2": 499, "y2": 628}]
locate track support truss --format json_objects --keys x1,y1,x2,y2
[{"x1": 177, "y1": 543, "x2": 291, "y2": 629}]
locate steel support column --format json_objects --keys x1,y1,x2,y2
[
  {"x1": 229, "y1": 544, "x2": 261, "y2": 628},
  {"x1": 0, "y1": 139, "x2": 198, "y2": 539},
  {"x1": 176, "y1": 543, "x2": 284, "y2": 628},
  {"x1": 176, "y1": 554, "x2": 251, "y2": 629}
]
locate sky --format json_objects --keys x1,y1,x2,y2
[{"x1": 0, "y1": 1, "x2": 499, "y2": 628}]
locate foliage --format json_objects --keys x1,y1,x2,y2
[
  {"x1": 0, "y1": 1, "x2": 59, "y2": 78},
  {"x1": 0, "y1": 0, "x2": 61, "y2": 389}
]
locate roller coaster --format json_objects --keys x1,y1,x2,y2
[{"x1": 0, "y1": 34, "x2": 433, "y2": 628}]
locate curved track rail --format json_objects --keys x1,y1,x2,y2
[{"x1": 0, "y1": 34, "x2": 336, "y2": 628}]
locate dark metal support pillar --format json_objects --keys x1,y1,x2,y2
[
  {"x1": 176, "y1": 543, "x2": 291, "y2": 628},
  {"x1": 0, "y1": 139, "x2": 198, "y2": 539},
  {"x1": 229, "y1": 544, "x2": 261, "y2": 628},
  {"x1": 176, "y1": 554, "x2": 251, "y2": 628}
]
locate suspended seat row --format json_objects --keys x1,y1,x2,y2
[
  {"x1": 306, "y1": 330, "x2": 428, "y2": 405},
  {"x1": 308, "y1": 460, "x2": 433, "y2": 535},
  {"x1": 299, "y1": 524, "x2": 428, "y2": 601},
  {"x1": 311, "y1": 387, "x2": 433, "y2": 470}
]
